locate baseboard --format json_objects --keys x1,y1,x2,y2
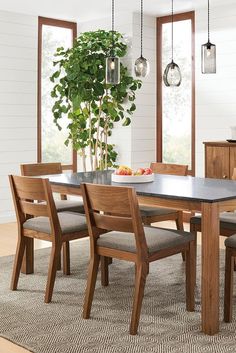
[{"x1": 0, "y1": 212, "x2": 16, "y2": 224}]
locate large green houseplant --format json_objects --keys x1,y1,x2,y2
[{"x1": 50, "y1": 30, "x2": 142, "y2": 171}]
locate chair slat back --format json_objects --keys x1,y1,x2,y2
[
  {"x1": 81, "y1": 183, "x2": 148, "y2": 259},
  {"x1": 21, "y1": 163, "x2": 62, "y2": 177},
  {"x1": 9, "y1": 175, "x2": 60, "y2": 237},
  {"x1": 150, "y1": 162, "x2": 188, "y2": 176}
]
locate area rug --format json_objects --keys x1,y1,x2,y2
[{"x1": 0, "y1": 239, "x2": 236, "y2": 353}]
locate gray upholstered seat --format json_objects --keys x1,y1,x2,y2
[
  {"x1": 97, "y1": 226, "x2": 194, "y2": 254},
  {"x1": 140, "y1": 205, "x2": 177, "y2": 217},
  {"x1": 191, "y1": 212, "x2": 236, "y2": 231},
  {"x1": 225, "y1": 234, "x2": 236, "y2": 248},
  {"x1": 54, "y1": 199, "x2": 84, "y2": 213},
  {"x1": 23, "y1": 212, "x2": 87, "y2": 235}
]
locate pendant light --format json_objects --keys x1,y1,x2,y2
[
  {"x1": 201, "y1": 0, "x2": 216, "y2": 74},
  {"x1": 163, "y1": 0, "x2": 181, "y2": 87},
  {"x1": 106, "y1": 0, "x2": 120, "y2": 85},
  {"x1": 134, "y1": 0, "x2": 150, "y2": 77}
]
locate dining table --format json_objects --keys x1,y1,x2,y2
[{"x1": 22, "y1": 170, "x2": 236, "y2": 335}]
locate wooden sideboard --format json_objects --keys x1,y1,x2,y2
[{"x1": 204, "y1": 141, "x2": 236, "y2": 179}]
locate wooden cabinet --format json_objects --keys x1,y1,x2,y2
[{"x1": 204, "y1": 141, "x2": 236, "y2": 179}]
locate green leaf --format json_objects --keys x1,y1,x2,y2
[{"x1": 122, "y1": 117, "x2": 131, "y2": 126}]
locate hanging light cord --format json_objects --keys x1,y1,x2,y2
[
  {"x1": 111, "y1": 0, "x2": 115, "y2": 57},
  {"x1": 140, "y1": 0, "x2": 143, "y2": 57},
  {"x1": 208, "y1": 0, "x2": 210, "y2": 42},
  {"x1": 171, "y1": 0, "x2": 174, "y2": 62}
]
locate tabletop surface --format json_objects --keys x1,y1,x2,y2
[{"x1": 48, "y1": 170, "x2": 236, "y2": 203}]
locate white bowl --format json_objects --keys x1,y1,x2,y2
[{"x1": 112, "y1": 173, "x2": 154, "y2": 183}]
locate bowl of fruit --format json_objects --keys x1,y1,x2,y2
[{"x1": 112, "y1": 165, "x2": 154, "y2": 183}]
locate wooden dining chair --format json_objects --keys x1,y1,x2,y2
[
  {"x1": 9, "y1": 175, "x2": 89, "y2": 303},
  {"x1": 224, "y1": 235, "x2": 236, "y2": 323},
  {"x1": 140, "y1": 162, "x2": 188, "y2": 230},
  {"x1": 190, "y1": 168, "x2": 236, "y2": 250},
  {"x1": 21, "y1": 162, "x2": 85, "y2": 273},
  {"x1": 81, "y1": 183, "x2": 196, "y2": 335},
  {"x1": 139, "y1": 162, "x2": 188, "y2": 261}
]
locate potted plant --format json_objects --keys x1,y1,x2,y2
[{"x1": 50, "y1": 29, "x2": 142, "y2": 171}]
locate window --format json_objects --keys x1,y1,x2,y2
[
  {"x1": 156, "y1": 12, "x2": 195, "y2": 174},
  {"x1": 38, "y1": 17, "x2": 77, "y2": 171}
]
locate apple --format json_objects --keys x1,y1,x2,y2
[
  {"x1": 143, "y1": 168, "x2": 153, "y2": 175},
  {"x1": 135, "y1": 168, "x2": 145, "y2": 176}
]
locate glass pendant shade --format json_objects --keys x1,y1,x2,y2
[
  {"x1": 201, "y1": 42, "x2": 216, "y2": 74},
  {"x1": 106, "y1": 57, "x2": 120, "y2": 85},
  {"x1": 163, "y1": 60, "x2": 182, "y2": 87},
  {"x1": 134, "y1": 0, "x2": 150, "y2": 78},
  {"x1": 163, "y1": 0, "x2": 181, "y2": 87},
  {"x1": 134, "y1": 56, "x2": 150, "y2": 78}
]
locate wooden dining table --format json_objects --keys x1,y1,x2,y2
[{"x1": 22, "y1": 170, "x2": 236, "y2": 335}]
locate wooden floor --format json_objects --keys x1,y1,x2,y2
[{"x1": 0, "y1": 221, "x2": 226, "y2": 352}]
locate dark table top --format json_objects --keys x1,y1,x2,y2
[{"x1": 48, "y1": 170, "x2": 236, "y2": 203}]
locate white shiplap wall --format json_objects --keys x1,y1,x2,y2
[
  {"x1": 195, "y1": 3, "x2": 236, "y2": 176},
  {"x1": 0, "y1": 11, "x2": 37, "y2": 223},
  {"x1": 131, "y1": 13, "x2": 156, "y2": 170}
]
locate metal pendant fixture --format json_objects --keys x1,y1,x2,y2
[
  {"x1": 201, "y1": 0, "x2": 216, "y2": 74},
  {"x1": 134, "y1": 0, "x2": 150, "y2": 78},
  {"x1": 106, "y1": 0, "x2": 120, "y2": 85},
  {"x1": 163, "y1": 0, "x2": 181, "y2": 87}
]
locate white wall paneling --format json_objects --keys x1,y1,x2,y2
[{"x1": 0, "y1": 10, "x2": 37, "y2": 223}]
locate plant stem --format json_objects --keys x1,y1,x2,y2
[
  {"x1": 82, "y1": 148, "x2": 86, "y2": 172},
  {"x1": 88, "y1": 103, "x2": 93, "y2": 171}
]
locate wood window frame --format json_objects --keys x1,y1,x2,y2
[
  {"x1": 156, "y1": 11, "x2": 195, "y2": 176},
  {"x1": 37, "y1": 16, "x2": 77, "y2": 172}
]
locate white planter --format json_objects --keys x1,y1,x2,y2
[{"x1": 111, "y1": 173, "x2": 154, "y2": 183}]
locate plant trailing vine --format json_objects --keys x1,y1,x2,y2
[{"x1": 50, "y1": 30, "x2": 142, "y2": 171}]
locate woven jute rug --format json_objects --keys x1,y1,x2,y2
[{"x1": 0, "y1": 239, "x2": 236, "y2": 353}]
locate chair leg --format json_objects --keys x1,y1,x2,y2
[
  {"x1": 185, "y1": 241, "x2": 196, "y2": 312},
  {"x1": 224, "y1": 247, "x2": 234, "y2": 322},
  {"x1": 57, "y1": 252, "x2": 62, "y2": 271},
  {"x1": 21, "y1": 237, "x2": 34, "y2": 274},
  {"x1": 175, "y1": 211, "x2": 185, "y2": 261},
  {"x1": 10, "y1": 236, "x2": 26, "y2": 290},
  {"x1": 101, "y1": 256, "x2": 109, "y2": 287},
  {"x1": 63, "y1": 241, "x2": 70, "y2": 275},
  {"x1": 44, "y1": 243, "x2": 61, "y2": 303},
  {"x1": 83, "y1": 254, "x2": 100, "y2": 319},
  {"x1": 130, "y1": 262, "x2": 148, "y2": 335}
]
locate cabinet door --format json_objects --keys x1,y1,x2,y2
[
  {"x1": 205, "y1": 146, "x2": 229, "y2": 179},
  {"x1": 230, "y1": 147, "x2": 236, "y2": 179}
]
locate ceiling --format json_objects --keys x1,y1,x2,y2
[{"x1": 0, "y1": 0, "x2": 234, "y2": 23}]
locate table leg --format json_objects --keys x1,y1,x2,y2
[
  {"x1": 201, "y1": 202, "x2": 219, "y2": 335},
  {"x1": 21, "y1": 237, "x2": 34, "y2": 274}
]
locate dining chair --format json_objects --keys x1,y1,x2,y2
[
  {"x1": 81, "y1": 183, "x2": 196, "y2": 335},
  {"x1": 9, "y1": 175, "x2": 89, "y2": 303},
  {"x1": 140, "y1": 162, "x2": 188, "y2": 230},
  {"x1": 21, "y1": 162, "x2": 85, "y2": 273},
  {"x1": 224, "y1": 235, "x2": 236, "y2": 322},
  {"x1": 140, "y1": 162, "x2": 188, "y2": 261},
  {"x1": 190, "y1": 168, "x2": 236, "y2": 251}
]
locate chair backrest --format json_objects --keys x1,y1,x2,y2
[
  {"x1": 81, "y1": 183, "x2": 148, "y2": 259},
  {"x1": 21, "y1": 162, "x2": 67, "y2": 200},
  {"x1": 150, "y1": 162, "x2": 188, "y2": 176},
  {"x1": 9, "y1": 175, "x2": 61, "y2": 237},
  {"x1": 232, "y1": 168, "x2": 236, "y2": 180},
  {"x1": 20, "y1": 162, "x2": 62, "y2": 177}
]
